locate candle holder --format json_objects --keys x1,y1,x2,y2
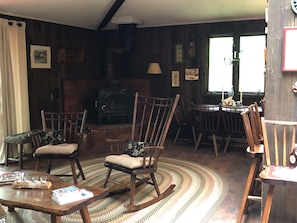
[{"x1": 236, "y1": 101, "x2": 243, "y2": 107}]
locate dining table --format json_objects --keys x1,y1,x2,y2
[{"x1": 191, "y1": 103, "x2": 262, "y2": 156}]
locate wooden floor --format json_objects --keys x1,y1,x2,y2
[{"x1": 2, "y1": 137, "x2": 261, "y2": 223}]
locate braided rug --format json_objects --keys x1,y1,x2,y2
[{"x1": 7, "y1": 157, "x2": 228, "y2": 223}]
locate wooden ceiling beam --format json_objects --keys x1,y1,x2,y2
[{"x1": 97, "y1": 0, "x2": 125, "y2": 31}]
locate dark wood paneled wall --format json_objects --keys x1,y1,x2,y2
[
  {"x1": 0, "y1": 14, "x2": 265, "y2": 128},
  {"x1": 20, "y1": 20, "x2": 103, "y2": 128},
  {"x1": 101, "y1": 20, "x2": 266, "y2": 111}
]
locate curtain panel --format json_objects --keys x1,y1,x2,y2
[{"x1": 0, "y1": 18, "x2": 30, "y2": 163}]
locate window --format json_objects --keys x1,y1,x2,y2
[
  {"x1": 208, "y1": 35, "x2": 266, "y2": 95},
  {"x1": 239, "y1": 36, "x2": 266, "y2": 93}
]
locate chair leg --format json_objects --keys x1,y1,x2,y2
[
  {"x1": 237, "y1": 156, "x2": 261, "y2": 223},
  {"x1": 212, "y1": 134, "x2": 219, "y2": 157},
  {"x1": 19, "y1": 144, "x2": 24, "y2": 169},
  {"x1": 103, "y1": 168, "x2": 112, "y2": 188},
  {"x1": 173, "y1": 127, "x2": 181, "y2": 147},
  {"x1": 191, "y1": 126, "x2": 196, "y2": 145},
  {"x1": 150, "y1": 173, "x2": 161, "y2": 196},
  {"x1": 223, "y1": 135, "x2": 231, "y2": 156},
  {"x1": 4, "y1": 143, "x2": 8, "y2": 166},
  {"x1": 75, "y1": 157, "x2": 86, "y2": 180},
  {"x1": 194, "y1": 133, "x2": 203, "y2": 153},
  {"x1": 35, "y1": 159, "x2": 40, "y2": 171},
  {"x1": 130, "y1": 174, "x2": 137, "y2": 205},
  {"x1": 47, "y1": 159, "x2": 52, "y2": 173},
  {"x1": 70, "y1": 159, "x2": 78, "y2": 184},
  {"x1": 261, "y1": 184, "x2": 275, "y2": 223}
]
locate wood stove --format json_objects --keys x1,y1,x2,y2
[{"x1": 96, "y1": 87, "x2": 134, "y2": 125}]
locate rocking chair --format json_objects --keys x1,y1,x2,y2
[
  {"x1": 103, "y1": 92, "x2": 180, "y2": 211},
  {"x1": 31, "y1": 110, "x2": 87, "y2": 184}
]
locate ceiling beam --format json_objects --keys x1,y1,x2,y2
[{"x1": 97, "y1": 0, "x2": 125, "y2": 31}]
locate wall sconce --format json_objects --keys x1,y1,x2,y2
[{"x1": 147, "y1": 63, "x2": 162, "y2": 75}]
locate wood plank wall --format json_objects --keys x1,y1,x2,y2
[
  {"x1": 0, "y1": 14, "x2": 265, "y2": 129},
  {"x1": 265, "y1": 0, "x2": 297, "y2": 222}
]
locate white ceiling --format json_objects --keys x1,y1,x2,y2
[{"x1": 0, "y1": 0, "x2": 268, "y2": 30}]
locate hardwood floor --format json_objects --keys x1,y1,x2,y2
[{"x1": 1, "y1": 137, "x2": 261, "y2": 223}]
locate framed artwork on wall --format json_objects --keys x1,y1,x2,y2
[
  {"x1": 282, "y1": 27, "x2": 297, "y2": 72},
  {"x1": 174, "y1": 44, "x2": 183, "y2": 63},
  {"x1": 188, "y1": 40, "x2": 196, "y2": 58},
  {"x1": 171, "y1": 71, "x2": 180, "y2": 87},
  {"x1": 185, "y1": 68, "x2": 199, "y2": 80},
  {"x1": 30, "y1": 45, "x2": 51, "y2": 69}
]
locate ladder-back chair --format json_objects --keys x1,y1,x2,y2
[
  {"x1": 237, "y1": 109, "x2": 264, "y2": 223},
  {"x1": 173, "y1": 97, "x2": 196, "y2": 147},
  {"x1": 221, "y1": 106, "x2": 249, "y2": 155},
  {"x1": 249, "y1": 102, "x2": 263, "y2": 142},
  {"x1": 260, "y1": 117, "x2": 297, "y2": 222},
  {"x1": 103, "y1": 92, "x2": 180, "y2": 211},
  {"x1": 31, "y1": 110, "x2": 87, "y2": 184},
  {"x1": 191, "y1": 103, "x2": 222, "y2": 157}
]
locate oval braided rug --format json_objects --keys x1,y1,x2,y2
[{"x1": 8, "y1": 157, "x2": 228, "y2": 223}]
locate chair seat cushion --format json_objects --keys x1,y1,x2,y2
[
  {"x1": 105, "y1": 154, "x2": 154, "y2": 169},
  {"x1": 35, "y1": 143, "x2": 78, "y2": 155}
]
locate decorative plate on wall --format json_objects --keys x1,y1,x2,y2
[{"x1": 291, "y1": 0, "x2": 297, "y2": 14}]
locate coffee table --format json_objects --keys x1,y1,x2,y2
[{"x1": 0, "y1": 170, "x2": 108, "y2": 223}]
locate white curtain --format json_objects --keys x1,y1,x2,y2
[{"x1": 0, "y1": 18, "x2": 30, "y2": 163}]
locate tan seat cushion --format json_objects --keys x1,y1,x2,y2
[
  {"x1": 35, "y1": 143, "x2": 78, "y2": 155},
  {"x1": 105, "y1": 154, "x2": 154, "y2": 169}
]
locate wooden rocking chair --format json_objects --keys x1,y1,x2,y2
[
  {"x1": 103, "y1": 92, "x2": 180, "y2": 211},
  {"x1": 31, "y1": 110, "x2": 87, "y2": 184}
]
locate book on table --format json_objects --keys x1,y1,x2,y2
[
  {"x1": 0, "y1": 172, "x2": 19, "y2": 184},
  {"x1": 52, "y1": 185, "x2": 94, "y2": 205}
]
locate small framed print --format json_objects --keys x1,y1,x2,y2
[
  {"x1": 185, "y1": 68, "x2": 199, "y2": 80},
  {"x1": 174, "y1": 44, "x2": 183, "y2": 63},
  {"x1": 171, "y1": 71, "x2": 180, "y2": 87},
  {"x1": 30, "y1": 45, "x2": 51, "y2": 69},
  {"x1": 282, "y1": 27, "x2": 297, "y2": 72}
]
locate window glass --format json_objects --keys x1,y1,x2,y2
[
  {"x1": 208, "y1": 37, "x2": 233, "y2": 92},
  {"x1": 208, "y1": 35, "x2": 265, "y2": 94},
  {"x1": 239, "y1": 35, "x2": 266, "y2": 93}
]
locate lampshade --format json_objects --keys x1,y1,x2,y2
[{"x1": 147, "y1": 63, "x2": 162, "y2": 74}]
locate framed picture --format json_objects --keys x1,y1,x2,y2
[
  {"x1": 174, "y1": 44, "x2": 183, "y2": 63},
  {"x1": 171, "y1": 71, "x2": 180, "y2": 87},
  {"x1": 282, "y1": 27, "x2": 297, "y2": 72},
  {"x1": 30, "y1": 45, "x2": 51, "y2": 69},
  {"x1": 185, "y1": 68, "x2": 199, "y2": 80},
  {"x1": 188, "y1": 40, "x2": 196, "y2": 58}
]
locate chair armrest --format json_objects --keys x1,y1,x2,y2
[{"x1": 140, "y1": 145, "x2": 164, "y2": 168}]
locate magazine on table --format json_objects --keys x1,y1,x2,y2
[
  {"x1": 0, "y1": 172, "x2": 19, "y2": 184},
  {"x1": 52, "y1": 185, "x2": 94, "y2": 205},
  {"x1": 52, "y1": 185, "x2": 80, "y2": 197}
]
